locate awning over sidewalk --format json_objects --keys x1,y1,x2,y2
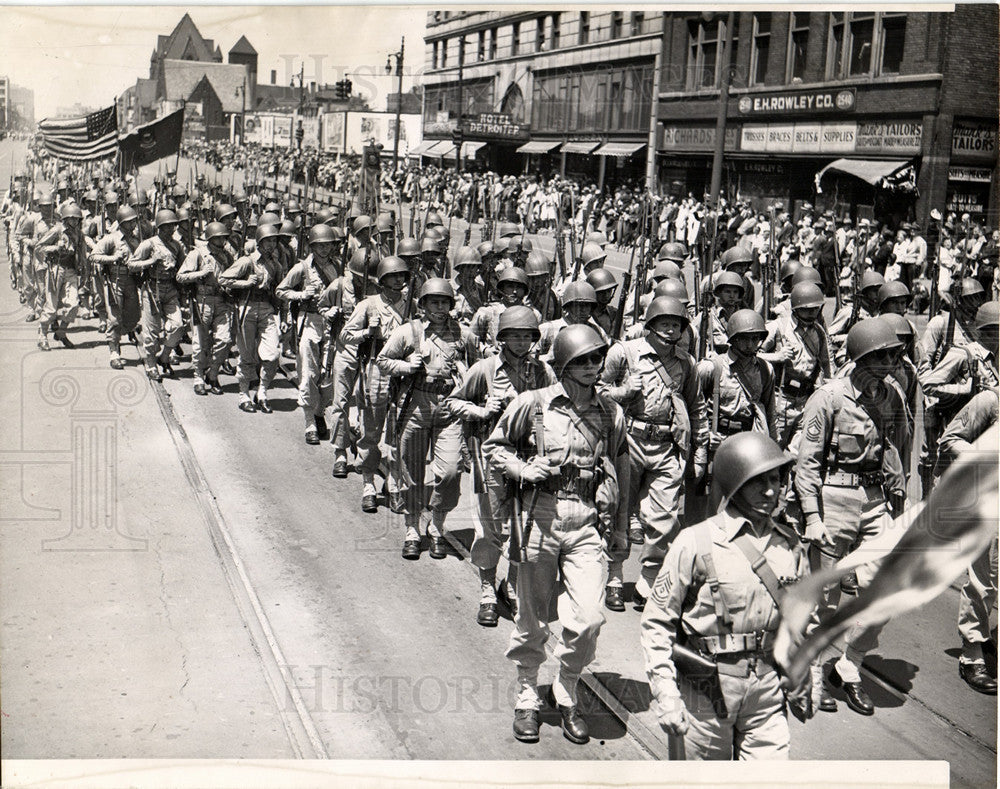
[
  {"x1": 424, "y1": 140, "x2": 456, "y2": 158},
  {"x1": 407, "y1": 140, "x2": 437, "y2": 157},
  {"x1": 816, "y1": 158, "x2": 910, "y2": 186},
  {"x1": 560, "y1": 141, "x2": 601, "y2": 155},
  {"x1": 594, "y1": 142, "x2": 646, "y2": 157},
  {"x1": 516, "y1": 140, "x2": 561, "y2": 155},
  {"x1": 443, "y1": 141, "x2": 487, "y2": 160}
]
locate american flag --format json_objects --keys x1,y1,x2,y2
[{"x1": 38, "y1": 105, "x2": 118, "y2": 161}]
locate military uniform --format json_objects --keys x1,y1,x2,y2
[
  {"x1": 34, "y1": 220, "x2": 83, "y2": 342},
  {"x1": 176, "y1": 242, "x2": 234, "y2": 389},
  {"x1": 128, "y1": 232, "x2": 186, "y2": 370},
  {"x1": 90, "y1": 225, "x2": 141, "y2": 363},
  {"x1": 641, "y1": 509, "x2": 808, "y2": 759}
]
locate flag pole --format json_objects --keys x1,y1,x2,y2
[{"x1": 174, "y1": 101, "x2": 185, "y2": 178}]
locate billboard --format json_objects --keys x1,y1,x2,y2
[
  {"x1": 273, "y1": 115, "x2": 292, "y2": 149},
  {"x1": 259, "y1": 114, "x2": 274, "y2": 148},
  {"x1": 344, "y1": 111, "x2": 422, "y2": 156},
  {"x1": 297, "y1": 115, "x2": 321, "y2": 149},
  {"x1": 321, "y1": 112, "x2": 345, "y2": 153}
]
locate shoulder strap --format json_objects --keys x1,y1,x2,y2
[
  {"x1": 694, "y1": 521, "x2": 732, "y2": 630},
  {"x1": 731, "y1": 532, "x2": 785, "y2": 606}
]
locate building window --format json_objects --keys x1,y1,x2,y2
[
  {"x1": 611, "y1": 11, "x2": 623, "y2": 39},
  {"x1": 631, "y1": 12, "x2": 644, "y2": 37},
  {"x1": 536, "y1": 16, "x2": 545, "y2": 51},
  {"x1": 532, "y1": 62, "x2": 653, "y2": 133},
  {"x1": 551, "y1": 13, "x2": 561, "y2": 49},
  {"x1": 512, "y1": 21, "x2": 520, "y2": 55},
  {"x1": 687, "y1": 17, "x2": 724, "y2": 89},
  {"x1": 440, "y1": 38, "x2": 447, "y2": 68},
  {"x1": 489, "y1": 28, "x2": 497, "y2": 59},
  {"x1": 750, "y1": 13, "x2": 771, "y2": 85},
  {"x1": 785, "y1": 12, "x2": 810, "y2": 82},
  {"x1": 477, "y1": 31, "x2": 486, "y2": 62},
  {"x1": 827, "y1": 12, "x2": 908, "y2": 79},
  {"x1": 579, "y1": 11, "x2": 590, "y2": 45},
  {"x1": 431, "y1": 41, "x2": 438, "y2": 69}
]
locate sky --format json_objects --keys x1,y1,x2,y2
[{"x1": 0, "y1": 6, "x2": 428, "y2": 118}]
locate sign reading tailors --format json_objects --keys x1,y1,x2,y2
[
  {"x1": 855, "y1": 121, "x2": 922, "y2": 154},
  {"x1": 462, "y1": 113, "x2": 529, "y2": 141},
  {"x1": 737, "y1": 87, "x2": 856, "y2": 116},
  {"x1": 952, "y1": 120, "x2": 998, "y2": 163},
  {"x1": 740, "y1": 120, "x2": 921, "y2": 156}
]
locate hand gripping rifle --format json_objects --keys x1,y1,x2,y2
[
  {"x1": 508, "y1": 401, "x2": 545, "y2": 565},
  {"x1": 927, "y1": 209, "x2": 943, "y2": 318},
  {"x1": 697, "y1": 212, "x2": 718, "y2": 361},
  {"x1": 761, "y1": 205, "x2": 776, "y2": 319},
  {"x1": 630, "y1": 199, "x2": 651, "y2": 325}
]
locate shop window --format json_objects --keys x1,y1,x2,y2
[
  {"x1": 580, "y1": 11, "x2": 590, "y2": 45},
  {"x1": 827, "y1": 12, "x2": 910, "y2": 79},
  {"x1": 750, "y1": 14, "x2": 771, "y2": 85},
  {"x1": 611, "y1": 11, "x2": 624, "y2": 40},
  {"x1": 785, "y1": 12, "x2": 810, "y2": 82},
  {"x1": 687, "y1": 18, "x2": 724, "y2": 89},
  {"x1": 631, "y1": 12, "x2": 644, "y2": 37},
  {"x1": 551, "y1": 13, "x2": 561, "y2": 49},
  {"x1": 512, "y1": 21, "x2": 520, "y2": 56},
  {"x1": 880, "y1": 14, "x2": 906, "y2": 74}
]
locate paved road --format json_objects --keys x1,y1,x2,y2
[{"x1": 0, "y1": 139, "x2": 995, "y2": 784}]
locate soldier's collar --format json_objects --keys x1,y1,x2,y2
[{"x1": 719, "y1": 506, "x2": 776, "y2": 542}]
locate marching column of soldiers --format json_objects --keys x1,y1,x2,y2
[{"x1": 3, "y1": 159, "x2": 997, "y2": 761}]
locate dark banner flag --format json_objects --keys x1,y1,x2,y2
[
  {"x1": 117, "y1": 108, "x2": 185, "y2": 172},
  {"x1": 38, "y1": 105, "x2": 118, "y2": 161}
]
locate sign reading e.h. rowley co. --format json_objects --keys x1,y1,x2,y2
[{"x1": 737, "y1": 88, "x2": 856, "y2": 117}]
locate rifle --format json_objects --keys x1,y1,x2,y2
[
  {"x1": 554, "y1": 198, "x2": 567, "y2": 281},
  {"x1": 927, "y1": 209, "x2": 943, "y2": 318},
  {"x1": 761, "y1": 206, "x2": 776, "y2": 319},
  {"x1": 631, "y1": 199, "x2": 650, "y2": 324},
  {"x1": 697, "y1": 212, "x2": 718, "y2": 360},
  {"x1": 514, "y1": 403, "x2": 546, "y2": 564},
  {"x1": 934, "y1": 223, "x2": 972, "y2": 366},
  {"x1": 463, "y1": 178, "x2": 475, "y2": 246},
  {"x1": 568, "y1": 189, "x2": 579, "y2": 270},
  {"x1": 848, "y1": 221, "x2": 870, "y2": 329},
  {"x1": 319, "y1": 282, "x2": 345, "y2": 388}
]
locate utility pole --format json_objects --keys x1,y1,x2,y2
[
  {"x1": 386, "y1": 37, "x2": 405, "y2": 173},
  {"x1": 708, "y1": 11, "x2": 735, "y2": 208},
  {"x1": 456, "y1": 38, "x2": 465, "y2": 174},
  {"x1": 240, "y1": 77, "x2": 246, "y2": 147}
]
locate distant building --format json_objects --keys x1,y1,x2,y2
[
  {"x1": 55, "y1": 103, "x2": 99, "y2": 119},
  {"x1": 387, "y1": 87, "x2": 422, "y2": 115},
  {"x1": 11, "y1": 83, "x2": 35, "y2": 128},
  {"x1": 0, "y1": 77, "x2": 7, "y2": 129}
]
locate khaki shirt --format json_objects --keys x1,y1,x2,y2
[
  {"x1": 275, "y1": 254, "x2": 342, "y2": 314},
  {"x1": 128, "y1": 234, "x2": 185, "y2": 281},
  {"x1": 696, "y1": 351, "x2": 776, "y2": 439},
  {"x1": 376, "y1": 317, "x2": 480, "y2": 388},
  {"x1": 938, "y1": 389, "x2": 999, "y2": 467},
  {"x1": 177, "y1": 245, "x2": 233, "y2": 298},
  {"x1": 920, "y1": 341, "x2": 999, "y2": 412},
  {"x1": 762, "y1": 312, "x2": 833, "y2": 392},
  {"x1": 220, "y1": 250, "x2": 283, "y2": 298},
  {"x1": 447, "y1": 352, "x2": 556, "y2": 427},
  {"x1": 90, "y1": 228, "x2": 139, "y2": 270},
  {"x1": 641, "y1": 509, "x2": 808, "y2": 696},
  {"x1": 794, "y1": 375, "x2": 908, "y2": 517}
]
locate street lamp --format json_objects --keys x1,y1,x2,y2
[{"x1": 386, "y1": 36, "x2": 404, "y2": 172}]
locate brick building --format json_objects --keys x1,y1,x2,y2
[
  {"x1": 656, "y1": 8, "x2": 999, "y2": 226},
  {"x1": 421, "y1": 11, "x2": 661, "y2": 188}
]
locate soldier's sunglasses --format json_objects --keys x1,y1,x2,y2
[{"x1": 575, "y1": 351, "x2": 605, "y2": 366}]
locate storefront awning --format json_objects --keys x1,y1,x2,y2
[
  {"x1": 443, "y1": 141, "x2": 487, "y2": 160},
  {"x1": 425, "y1": 140, "x2": 456, "y2": 158},
  {"x1": 594, "y1": 142, "x2": 646, "y2": 157},
  {"x1": 516, "y1": 140, "x2": 561, "y2": 155},
  {"x1": 560, "y1": 141, "x2": 601, "y2": 155},
  {"x1": 816, "y1": 158, "x2": 910, "y2": 186},
  {"x1": 407, "y1": 140, "x2": 437, "y2": 157}
]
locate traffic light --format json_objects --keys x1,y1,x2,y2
[{"x1": 334, "y1": 79, "x2": 353, "y2": 100}]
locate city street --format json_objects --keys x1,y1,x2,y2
[{"x1": 0, "y1": 136, "x2": 995, "y2": 785}]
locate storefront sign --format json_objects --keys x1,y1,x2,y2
[
  {"x1": 855, "y1": 121, "x2": 922, "y2": 155},
  {"x1": 791, "y1": 123, "x2": 822, "y2": 153},
  {"x1": 660, "y1": 125, "x2": 739, "y2": 152},
  {"x1": 820, "y1": 122, "x2": 857, "y2": 153},
  {"x1": 740, "y1": 125, "x2": 768, "y2": 152},
  {"x1": 737, "y1": 88, "x2": 856, "y2": 116},
  {"x1": 947, "y1": 191, "x2": 987, "y2": 214},
  {"x1": 949, "y1": 166, "x2": 993, "y2": 183},
  {"x1": 952, "y1": 121, "x2": 997, "y2": 163},
  {"x1": 463, "y1": 112, "x2": 528, "y2": 140}
]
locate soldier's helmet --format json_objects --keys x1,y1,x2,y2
[
  {"x1": 846, "y1": 317, "x2": 904, "y2": 362},
  {"x1": 586, "y1": 268, "x2": 618, "y2": 293},
  {"x1": 652, "y1": 260, "x2": 683, "y2": 281},
  {"x1": 215, "y1": 203, "x2": 237, "y2": 221},
  {"x1": 790, "y1": 267, "x2": 822, "y2": 288},
  {"x1": 878, "y1": 280, "x2": 910, "y2": 307},
  {"x1": 727, "y1": 309, "x2": 767, "y2": 340},
  {"x1": 476, "y1": 240, "x2": 496, "y2": 259},
  {"x1": 658, "y1": 241, "x2": 688, "y2": 262},
  {"x1": 653, "y1": 278, "x2": 690, "y2": 305},
  {"x1": 779, "y1": 259, "x2": 803, "y2": 284},
  {"x1": 645, "y1": 295, "x2": 689, "y2": 328},
  {"x1": 309, "y1": 224, "x2": 337, "y2": 245},
  {"x1": 497, "y1": 267, "x2": 530, "y2": 291},
  {"x1": 154, "y1": 209, "x2": 179, "y2": 228},
  {"x1": 585, "y1": 231, "x2": 608, "y2": 247},
  {"x1": 580, "y1": 243, "x2": 607, "y2": 267},
  {"x1": 860, "y1": 270, "x2": 886, "y2": 293},
  {"x1": 960, "y1": 277, "x2": 986, "y2": 298},
  {"x1": 790, "y1": 282, "x2": 825, "y2": 310},
  {"x1": 561, "y1": 281, "x2": 598, "y2": 306},
  {"x1": 454, "y1": 247, "x2": 482, "y2": 268},
  {"x1": 278, "y1": 220, "x2": 297, "y2": 239},
  {"x1": 259, "y1": 211, "x2": 282, "y2": 227},
  {"x1": 377, "y1": 255, "x2": 410, "y2": 281},
  {"x1": 552, "y1": 324, "x2": 608, "y2": 376},
  {"x1": 713, "y1": 270, "x2": 747, "y2": 294},
  {"x1": 425, "y1": 211, "x2": 445, "y2": 228},
  {"x1": 205, "y1": 221, "x2": 229, "y2": 241},
  {"x1": 348, "y1": 248, "x2": 375, "y2": 278},
  {"x1": 881, "y1": 312, "x2": 915, "y2": 339},
  {"x1": 497, "y1": 221, "x2": 520, "y2": 238},
  {"x1": 713, "y1": 432, "x2": 792, "y2": 510},
  {"x1": 59, "y1": 202, "x2": 83, "y2": 221},
  {"x1": 720, "y1": 245, "x2": 754, "y2": 268},
  {"x1": 525, "y1": 251, "x2": 552, "y2": 276},
  {"x1": 418, "y1": 277, "x2": 456, "y2": 304},
  {"x1": 352, "y1": 215, "x2": 372, "y2": 235},
  {"x1": 974, "y1": 300, "x2": 1000, "y2": 330},
  {"x1": 398, "y1": 237, "x2": 422, "y2": 257},
  {"x1": 255, "y1": 223, "x2": 279, "y2": 243},
  {"x1": 497, "y1": 305, "x2": 541, "y2": 341},
  {"x1": 115, "y1": 205, "x2": 138, "y2": 224}
]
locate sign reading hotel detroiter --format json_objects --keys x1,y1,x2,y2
[
  {"x1": 463, "y1": 112, "x2": 529, "y2": 140},
  {"x1": 738, "y1": 87, "x2": 856, "y2": 116}
]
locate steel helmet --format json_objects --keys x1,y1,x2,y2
[
  {"x1": 790, "y1": 267, "x2": 823, "y2": 287},
  {"x1": 83, "y1": 188, "x2": 99, "y2": 203},
  {"x1": 259, "y1": 211, "x2": 282, "y2": 227},
  {"x1": 586, "y1": 268, "x2": 618, "y2": 293},
  {"x1": 497, "y1": 305, "x2": 541, "y2": 341},
  {"x1": 172, "y1": 184, "x2": 188, "y2": 199},
  {"x1": 552, "y1": 324, "x2": 608, "y2": 376},
  {"x1": 652, "y1": 260, "x2": 683, "y2": 281},
  {"x1": 975, "y1": 301, "x2": 1000, "y2": 330},
  {"x1": 580, "y1": 243, "x2": 607, "y2": 267},
  {"x1": 455, "y1": 246, "x2": 482, "y2": 268},
  {"x1": 497, "y1": 221, "x2": 520, "y2": 238},
  {"x1": 278, "y1": 220, "x2": 297, "y2": 238},
  {"x1": 425, "y1": 211, "x2": 444, "y2": 228},
  {"x1": 497, "y1": 267, "x2": 530, "y2": 291},
  {"x1": 377, "y1": 255, "x2": 410, "y2": 281},
  {"x1": 721, "y1": 245, "x2": 754, "y2": 268},
  {"x1": 37, "y1": 192, "x2": 54, "y2": 206},
  {"x1": 214, "y1": 203, "x2": 237, "y2": 221},
  {"x1": 713, "y1": 271, "x2": 747, "y2": 293},
  {"x1": 205, "y1": 221, "x2": 230, "y2": 241},
  {"x1": 104, "y1": 190, "x2": 119, "y2": 205},
  {"x1": 645, "y1": 295, "x2": 690, "y2": 328},
  {"x1": 561, "y1": 281, "x2": 598, "y2": 306},
  {"x1": 508, "y1": 235, "x2": 533, "y2": 254},
  {"x1": 860, "y1": 270, "x2": 886, "y2": 292},
  {"x1": 233, "y1": 189, "x2": 248, "y2": 203},
  {"x1": 847, "y1": 317, "x2": 903, "y2": 362},
  {"x1": 154, "y1": 209, "x2": 179, "y2": 228},
  {"x1": 476, "y1": 240, "x2": 496, "y2": 258},
  {"x1": 878, "y1": 281, "x2": 910, "y2": 306},
  {"x1": 59, "y1": 202, "x2": 83, "y2": 221},
  {"x1": 960, "y1": 277, "x2": 986, "y2": 298},
  {"x1": 309, "y1": 224, "x2": 337, "y2": 245},
  {"x1": 790, "y1": 282, "x2": 825, "y2": 310},
  {"x1": 286, "y1": 200, "x2": 302, "y2": 214},
  {"x1": 727, "y1": 309, "x2": 767, "y2": 340},
  {"x1": 713, "y1": 432, "x2": 792, "y2": 510},
  {"x1": 658, "y1": 241, "x2": 688, "y2": 262},
  {"x1": 135, "y1": 189, "x2": 150, "y2": 206},
  {"x1": 493, "y1": 237, "x2": 510, "y2": 255},
  {"x1": 264, "y1": 201, "x2": 281, "y2": 214},
  {"x1": 348, "y1": 249, "x2": 375, "y2": 278},
  {"x1": 115, "y1": 205, "x2": 138, "y2": 224},
  {"x1": 420, "y1": 236, "x2": 442, "y2": 254},
  {"x1": 314, "y1": 207, "x2": 334, "y2": 225},
  {"x1": 352, "y1": 215, "x2": 372, "y2": 235},
  {"x1": 525, "y1": 250, "x2": 552, "y2": 276},
  {"x1": 255, "y1": 223, "x2": 279, "y2": 243},
  {"x1": 418, "y1": 277, "x2": 455, "y2": 303},
  {"x1": 245, "y1": 212, "x2": 259, "y2": 229},
  {"x1": 779, "y1": 259, "x2": 803, "y2": 283},
  {"x1": 881, "y1": 312, "x2": 915, "y2": 339},
  {"x1": 377, "y1": 213, "x2": 395, "y2": 233},
  {"x1": 398, "y1": 237, "x2": 421, "y2": 257},
  {"x1": 654, "y1": 279, "x2": 690, "y2": 304},
  {"x1": 585, "y1": 231, "x2": 608, "y2": 247}
]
